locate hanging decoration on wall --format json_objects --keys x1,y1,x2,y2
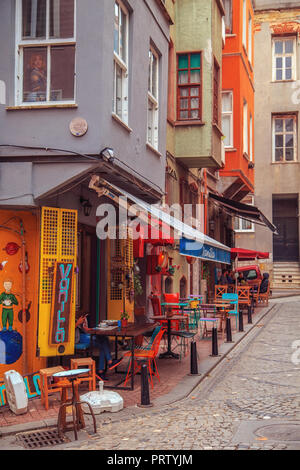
[
  {"x1": 3, "y1": 242, "x2": 20, "y2": 256},
  {"x1": 18, "y1": 251, "x2": 30, "y2": 274},
  {"x1": 0, "y1": 261, "x2": 8, "y2": 270}
]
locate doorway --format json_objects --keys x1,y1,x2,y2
[{"x1": 273, "y1": 195, "x2": 299, "y2": 261}]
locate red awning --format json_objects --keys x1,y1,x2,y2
[{"x1": 231, "y1": 248, "x2": 269, "y2": 261}]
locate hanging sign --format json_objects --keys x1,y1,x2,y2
[{"x1": 49, "y1": 261, "x2": 74, "y2": 347}]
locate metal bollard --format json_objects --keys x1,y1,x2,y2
[
  {"x1": 225, "y1": 317, "x2": 234, "y2": 343},
  {"x1": 210, "y1": 325, "x2": 220, "y2": 357},
  {"x1": 188, "y1": 341, "x2": 201, "y2": 376},
  {"x1": 247, "y1": 305, "x2": 252, "y2": 324},
  {"x1": 239, "y1": 310, "x2": 244, "y2": 332},
  {"x1": 137, "y1": 363, "x2": 153, "y2": 408}
]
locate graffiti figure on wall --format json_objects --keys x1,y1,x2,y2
[
  {"x1": 0, "y1": 278, "x2": 18, "y2": 331},
  {"x1": 0, "y1": 278, "x2": 22, "y2": 364}
]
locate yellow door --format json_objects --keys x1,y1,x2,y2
[
  {"x1": 38, "y1": 207, "x2": 77, "y2": 357},
  {"x1": 107, "y1": 230, "x2": 134, "y2": 321}
]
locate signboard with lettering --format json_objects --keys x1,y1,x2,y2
[
  {"x1": 49, "y1": 262, "x2": 74, "y2": 346},
  {"x1": 179, "y1": 237, "x2": 231, "y2": 265}
]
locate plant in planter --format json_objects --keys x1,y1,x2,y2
[
  {"x1": 120, "y1": 311, "x2": 129, "y2": 327},
  {"x1": 167, "y1": 265, "x2": 175, "y2": 275},
  {"x1": 155, "y1": 265, "x2": 162, "y2": 273}
]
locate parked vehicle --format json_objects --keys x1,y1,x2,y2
[{"x1": 235, "y1": 265, "x2": 263, "y2": 286}]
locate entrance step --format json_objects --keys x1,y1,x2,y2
[{"x1": 273, "y1": 262, "x2": 300, "y2": 288}]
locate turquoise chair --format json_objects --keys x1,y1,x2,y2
[{"x1": 222, "y1": 293, "x2": 239, "y2": 328}]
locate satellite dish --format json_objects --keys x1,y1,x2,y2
[{"x1": 3, "y1": 370, "x2": 28, "y2": 415}]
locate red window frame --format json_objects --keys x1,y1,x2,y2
[{"x1": 177, "y1": 52, "x2": 202, "y2": 121}]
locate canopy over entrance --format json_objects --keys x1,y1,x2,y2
[{"x1": 231, "y1": 248, "x2": 270, "y2": 261}]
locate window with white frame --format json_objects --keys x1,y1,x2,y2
[
  {"x1": 243, "y1": 100, "x2": 248, "y2": 155},
  {"x1": 242, "y1": 0, "x2": 247, "y2": 49},
  {"x1": 234, "y1": 195, "x2": 255, "y2": 232},
  {"x1": 222, "y1": 91, "x2": 233, "y2": 147},
  {"x1": 249, "y1": 113, "x2": 253, "y2": 161},
  {"x1": 272, "y1": 37, "x2": 296, "y2": 81},
  {"x1": 147, "y1": 47, "x2": 159, "y2": 149},
  {"x1": 248, "y1": 15, "x2": 252, "y2": 63},
  {"x1": 113, "y1": 0, "x2": 129, "y2": 124},
  {"x1": 272, "y1": 115, "x2": 297, "y2": 162},
  {"x1": 224, "y1": 0, "x2": 232, "y2": 34},
  {"x1": 16, "y1": 0, "x2": 75, "y2": 105}
]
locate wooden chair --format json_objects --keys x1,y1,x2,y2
[
  {"x1": 258, "y1": 282, "x2": 270, "y2": 306},
  {"x1": 237, "y1": 286, "x2": 251, "y2": 316},
  {"x1": 40, "y1": 366, "x2": 71, "y2": 411},
  {"x1": 214, "y1": 285, "x2": 228, "y2": 302},
  {"x1": 70, "y1": 357, "x2": 96, "y2": 391},
  {"x1": 250, "y1": 281, "x2": 261, "y2": 308}
]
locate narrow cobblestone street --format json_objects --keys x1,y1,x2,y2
[{"x1": 47, "y1": 298, "x2": 300, "y2": 451}]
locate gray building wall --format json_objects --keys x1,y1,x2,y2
[{"x1": 0, "y1": 0, "x2": 170, "y2": 206}]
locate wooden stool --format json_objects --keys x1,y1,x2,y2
[
  {"x1": 40, "y1": 366, "x2": 70, "y2": 410},
  {"x1": 70, "y1": 358, "x2": 96, "y2": 391}
]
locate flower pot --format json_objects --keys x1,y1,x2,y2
[{"x1": 121, "y1": 319, "x2": 128, "y2": 328}]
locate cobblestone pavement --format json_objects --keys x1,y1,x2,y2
[{"x1": 15, "y1": 300, "x2": 300, "y2": 451}]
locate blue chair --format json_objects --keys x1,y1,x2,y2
[
  {"x1": 135, "y1": 325, "x2": 162, "y2": 351},
  {"x1": 75, "y1": 330, "x2": 91, "y2": 352},
  {"x1": 222, "y1": 293, "x2": 239, "y2": 328}
]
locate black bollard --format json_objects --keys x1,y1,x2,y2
[
  {"x1": 137, "y1": 363, "x2": 153, "y2": 408},
  {"x1": 247, "y1": 305, "x2": 252, "y2": 324},
  {"x1": 239, "y1": 310, "x2": 244, "y2": 332},
  {"x1": 188, "y1": 341, "x2": 201, "y2": 376},
  {"x1": 210, "y1": 326, "x2": 220, "y2": 356},
  {"x1": 225, "y1": 317, "x2": 234, "y2": 343}
]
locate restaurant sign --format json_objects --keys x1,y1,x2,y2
[
  {"x1": 49, "y1": 262, "x2": 74, "y2": 346},
  {"x1": 179, "y1": 238, "x2": 231, "y2": 265}
]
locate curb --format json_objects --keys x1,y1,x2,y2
[{"x1": 0, "y1": 303, "x2": 277, "y2": 438}]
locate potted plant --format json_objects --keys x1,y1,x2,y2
[{"x1": 120, "y1": 311, "x2": 129, "y2": 328}]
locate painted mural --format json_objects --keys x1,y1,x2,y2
[{"x1": 0, "y1": 211, "x2": 45, "y2": 377}]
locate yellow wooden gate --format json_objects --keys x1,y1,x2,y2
[
  {"x1": 107, "y1": 229, "x2": 134, "y2": 321},
  {"x1": 38, "y1": 207, "x2": 77, "y2": 357}
]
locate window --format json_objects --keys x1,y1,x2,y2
[
  {"x1": 248, "y1": 15, "x2": 252, "y2": 63},
  {"x1": 242, "y1": 0, "x2": 247, "y2": 49},
  {"x1": 243, "y1": 100, "x2": 248, "y2": 155},
  {"x1": 147, "y1": 47, "x2": 159, "y2": 149},
  {"x1": 213, "y1": 59, "x2": 220, "y2": 125},
  {"x1": 16, "y1": 0, "x2": 75, "y2": 105},
  {"x1": 249, "y1": 113, "x2": 253, "y2": 161},
  {"x1": 272, "y1": 115, "x2": 297, "y2": 162},
  {"x1": 113, "y1": 0, "x2": 129, "y2": 123},
  {"x1": 177, "y1": 52, "x2": 201, "y2": 121},
  {"x1": 224, "y1": 0, "x2": 232, "y2": 34},
  {"x1": 234, "y1": 196, "x2": 255, "y2": 232},
  {"x1": 272, "y1": 37, "x2": 296, "y2": 81},
  {"x1": 222, "y1": 91, "x2": 233, "y2": 147}
]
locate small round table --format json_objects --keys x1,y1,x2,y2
[{"x1": 53, "y1": 368, "x2": 97, "y2": 440}]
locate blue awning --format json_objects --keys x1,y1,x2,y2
[{"x1": 180, "y1": 237, "x2": 231, "y2": 265}]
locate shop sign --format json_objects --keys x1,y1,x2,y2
[
  {"x1": 49, "y1": 262, "x2": 74, "y2": 346},
  {"x1": 179, "y1": 238, "x2": 231, "y2": 265}
]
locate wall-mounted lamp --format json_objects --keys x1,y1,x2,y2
[
  {"x1": 209, "y1": 219, "x2": 215, "y2": 232},
  {"x1": 100, "y1": 147, "x2": 115, "y2": 163},
  {"x1": 80, "y1": 197, "x2": 92, "y2": 217}
]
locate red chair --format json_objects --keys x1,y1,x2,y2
[
  {"x1": 123, "y1": 326, "x2": 166, "y2": 388},
  {"x1": 163, "y1": 293, "x2": 188, "y2": 331}
]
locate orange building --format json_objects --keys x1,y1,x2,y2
[{"x1": 219, "y1": 0, "x2": 255, "y2": 202}]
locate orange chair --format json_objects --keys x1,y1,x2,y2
[
  {"x1": 258, "y1": 282, "x2": 270, "y2": 306},
  {"x1": 123, "y1": 327, "x2": 166, "y2": 388},
  {"x1": 70, "y1": 357, "x2": 96, "y2": 391},
  {"x1": 40, "y1": 366, "x2": 71, "y2": 410},
  {"x1": 214, "y1": 285, "x2": 228, "y2": 302},
  {"x1": 237, "y1": 286, "x2": 251, "y2": 314}
]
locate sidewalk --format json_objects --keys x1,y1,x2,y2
[{"x1": 0, "y1": 303, "x2": 275, "y2": 438}]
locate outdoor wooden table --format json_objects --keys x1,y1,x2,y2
[
  {"x1": 89, "y1": 322, "x2": 157, "y2": 391},
  {"x1": 150, "y1": 314, "x2": 187, "y2": 359}
]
